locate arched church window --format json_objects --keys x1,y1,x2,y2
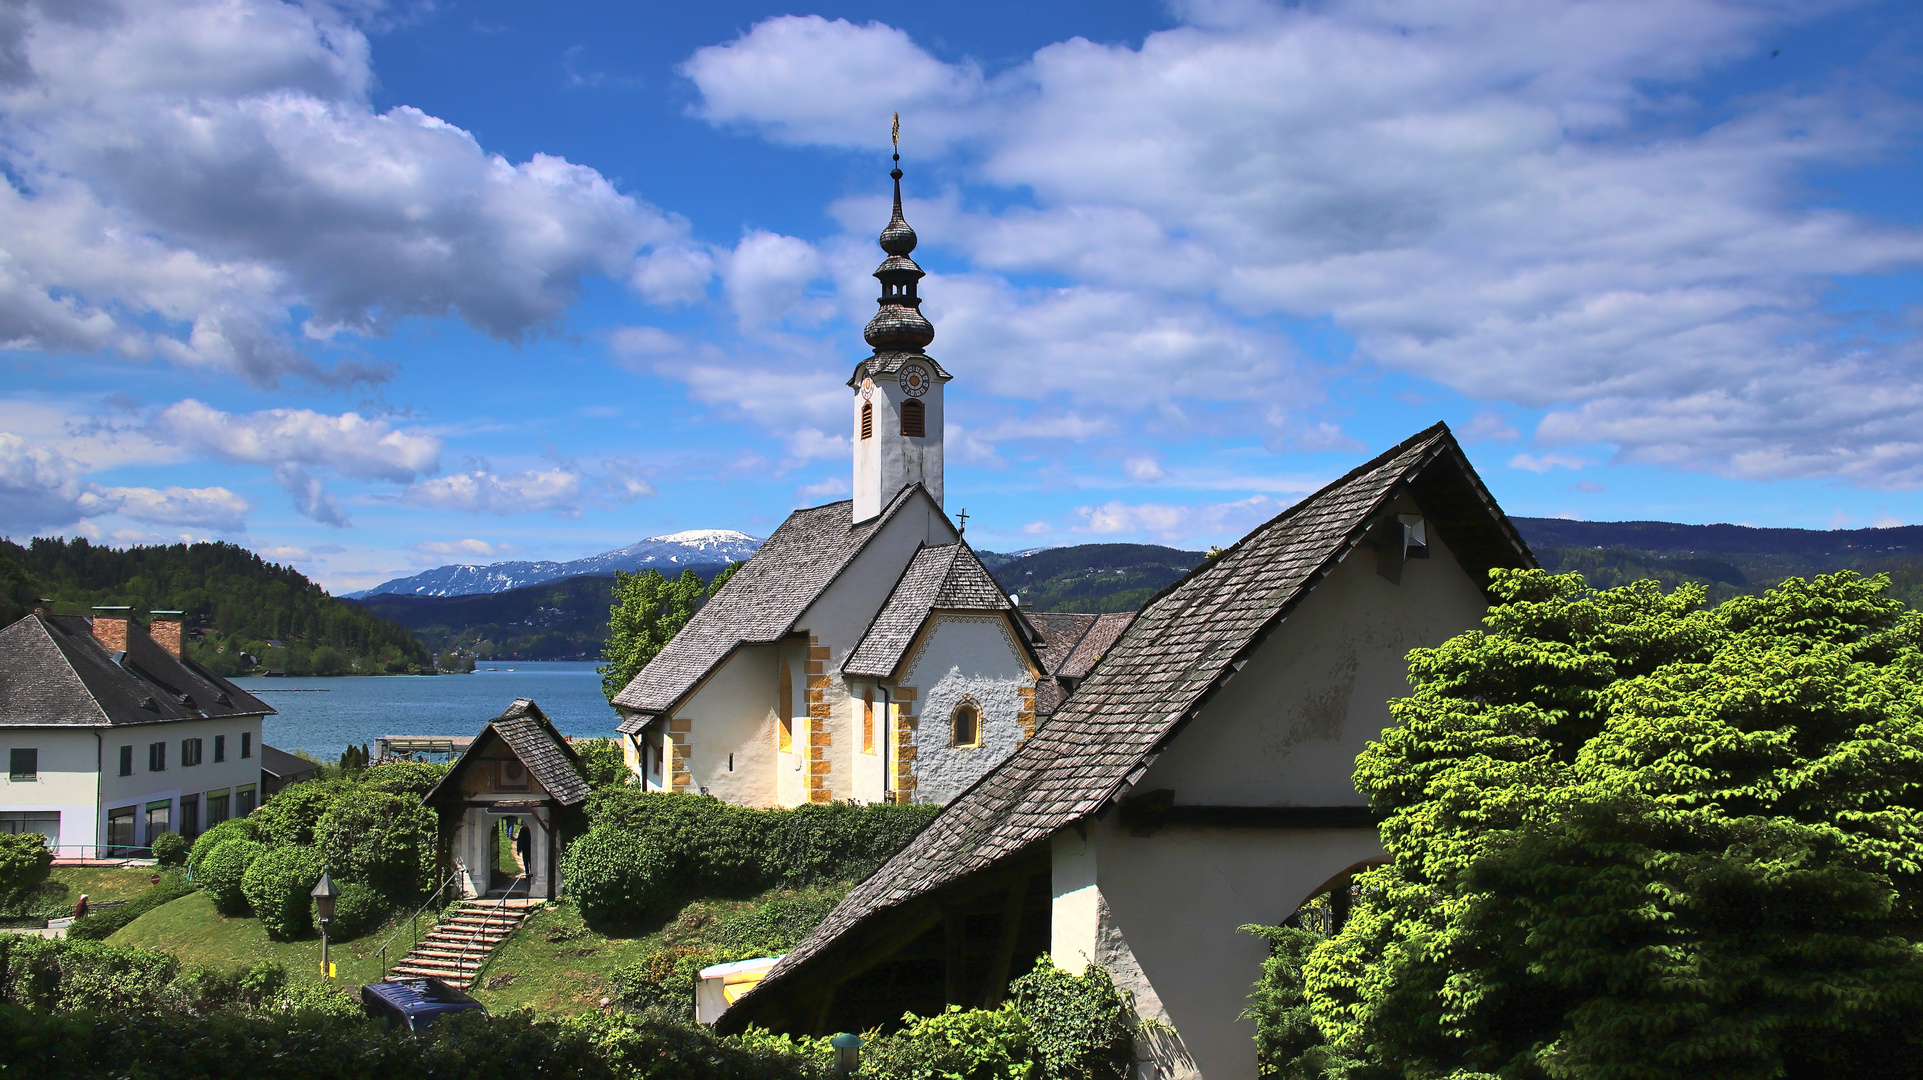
[
  {"x1": 901, "y1": 398, "x2": 925, "y2": 438},
  {"x1": 863, "y1": 686, "x2": 875, "y2": 753},
  {"x1": 777, "y1": 659, "x2": 794, "y2": 753},
  {"x1": 950, "y1": 700, "x2": 981, "y2": 748},
  {"x1": 861, "y1": 402, "x2": 873, "y2": 440}
]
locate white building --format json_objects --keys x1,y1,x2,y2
[
  {"x1": 721, "y1": 424, "x2": 1540, "y2": 1080},
  {"x1": 611, "y1": 163, "x2": 1078, "y2": 808},
  {"x1": 0, "y1": 607, "x2": 274, "y2": 856}
]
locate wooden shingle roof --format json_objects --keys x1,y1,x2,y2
[
  {"x1": 614, "y1": 485, "x2": 928, "y2": 730},
  {"x1": 422, "y1": 698, "x2": 591, "y2": 808},
  {"x1": 726, "y1": 423, "x2": 1534, "y2": 1020},
  {"x1": 843, "y1": 543, "x2": 1022, "y2": 679}
]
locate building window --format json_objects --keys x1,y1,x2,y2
[
  {"x1": 118, "y1": 745, "x2": 133, "y2": 777},
  {"x1": 863, "y1": 687, "x2": 875, "y2": 754},
  {"x1": 213, "y1": 734, "x2": 226, "y2": 763},
  {"x1": 241, "y1": 732, "x2": 252, "y2": 759},
  {"x1": 900, "y1": 398, "x2": 925, "y2": 438},
  {"x1": 107, "y1": 807, "x2": 135, "y2": 854},
  {"x1": 180, "y1": 794, "x2": 200, "y2": 840},
  {"x1": 951, "y1": 701, "x2": 981, "y2": 748},
  {"x1": 182, "y1": 738, "x2": 203, "y2": 767},
  {"x1": 0, "y1": 812, "x2": 58, "y2": 847},
  {"x1": 861, "y1": 402, "x2": 873, "y2": 440},
  {"x1": 148, "y1": 742, "x2": 166, "y2": 772},
  {"x1": 144, "y1": 801, "x2": 171, "y2": 847},
  {"x1": 235, "y1": 784, "x2": 256, "y2": 816},
  {"x1": 9, "y1": 748, "x2": 37, "y2": 781},
  {"x1": 205, "y1": 790, "x2": 230, "y2": 827},
  {"x1": 777, "y1": 659, "x2": 794, "y2": 753}
]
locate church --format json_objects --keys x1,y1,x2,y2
[{"x1": 611, "y1": 157, "x2": 1056, "y2": 807}]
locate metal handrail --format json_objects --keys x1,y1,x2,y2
[
  {"x1": 374, "y1": 867, "x2": 463, "y2": 982},
  {"x1": 457, "y1": 874, "x2": 528, "y2": 986}
]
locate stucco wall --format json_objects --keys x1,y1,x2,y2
[
  {"x1": 853, "y1": 372, "x2": 946, "y2": 522},
  {"x1": 0, "y1": 727, "x2": 98, "y2": 853},
  {"x1": 897, "y1": 613, "x2": 1033, "y2": 805},
  {"x1": 1052, "y1": 511, "x2": 1493, "y2": 1079},
  {"x1": 676, "y1": 643, "x2": 780, "y2": 807},
  {"x1": 93, "y1": 715, "x2": 266, "y2": 852}
]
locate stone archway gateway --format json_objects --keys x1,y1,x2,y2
[{"x1": 422, "y1": 698, "x2": 591, "y2": 900}]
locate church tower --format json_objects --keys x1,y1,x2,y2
[{"x1": 850, "y1": 141, "x2": 950, "y2": 523}]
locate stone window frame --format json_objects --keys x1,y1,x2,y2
[{"x1": 948, "y1": 696, "x2": 983, "y2": 749}]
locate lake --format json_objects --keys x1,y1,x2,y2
[{"x1": 238, "y1": 661, "x2": 624, "y2": 760}]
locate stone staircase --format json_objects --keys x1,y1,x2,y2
[{"x1": 388, "y1": 897, "x2": 543, "y2": 988}]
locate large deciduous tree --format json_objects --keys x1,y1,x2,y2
[
  {"x1": 598, "y1": 564, "x2": 738, "y2": 701},
  {"x1": 1277, "y1": 570, "x2": 1923, "y2": 1080}
]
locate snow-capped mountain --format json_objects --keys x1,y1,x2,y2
[{"x1": 350, "y1": 530, "x2": 763, "y2": 598}]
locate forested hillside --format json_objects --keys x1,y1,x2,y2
[
  {"x1": 349, "y1": 573, "x2": 625, "y2": 661},
  {"x1": 985, "y1": 543, "x2": 1208, "y2": 613},
  {"x1": 0, "y1": 537, "x2": 430, "y2": 676}
]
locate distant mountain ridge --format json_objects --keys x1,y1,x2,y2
[{"x1": 351, "y1": 529, "x2": 762, "y2": 598}]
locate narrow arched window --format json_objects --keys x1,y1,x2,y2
[
  {"x1": 863, "y1": 686, "x2": 875, "y2": 753},
  {"x1": 951, "y1": 701, "x2": 980, "y2": 748},
  {"x1": 901, "y1": 398, "x2": 925, "y2": 438},
  {"x1": 860, "y1": 402, "x2": 873, "y2": 440},
  {"x1": 777, "y1": 659, "x2": 794, "y2": 753}
]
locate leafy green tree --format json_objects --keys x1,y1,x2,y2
[
  {"x1": 599, "y1": 563, "x2": 739, "y2": 700},
  {"x1": 1296, "y1": 570, "x2": 1923, "y2": 1080},
  {"x1": 312, "y1": 787, "x2": 435, "y2": 903},
  {"x1": 0, "y1": 553, "x2": 39, "y2": 626}
]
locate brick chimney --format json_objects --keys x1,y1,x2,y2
[
  {"x1": 150, "y1": 611, "x2": 185, "y2": 658},
  {"x1": 90, "y1": 606, "x2": 133, "y2": 652}
]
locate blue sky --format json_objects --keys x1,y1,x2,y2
[{"x1": 2, "y1": 0, "x2": 1920, "y2": 592}]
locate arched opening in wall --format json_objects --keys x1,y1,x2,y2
[
  {"x1": 1284, "y1": 858, "x2": 1389, "y2": 937},
  {"x1": 860, "y1": 402, "x2": 873, "y2": 440},
  {"x1": 950, "y1": 699, "x2": 981, "y2": 748},
  {"x1": 777, "y1": 659, "x2": 794, "y2": 753},
  {"x1": 901, "y1": 398, "x2": 925, "y2": 438}
]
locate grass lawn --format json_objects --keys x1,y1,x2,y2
[
  {"x1": 110, "y1": 889, "x2": 420, "y2": 986},
  {"x1": 4, "y1": 866, "x2": 161, "y2": 920}
]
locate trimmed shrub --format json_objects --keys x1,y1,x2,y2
[
  {"x1": 0, "y1": 935, "x2": 179, "y2": 1015},
  {"x1": 313, "y1": 786, "x2": 435, "y2": 902},
  {"x1": 185, "y1": 817, "x2": 259, "y2": 875},
  {"x1": 313, "y1": 880, "x2": 387, "y2": 941},
  {"x1": 249, "y1": 779, "x2": 343, "y2": 846},
  {"x1": 557, "y1": 825, "x2": 671, "y2": 925},
  {"x1": 149, "y1": 830, "x2": 188, "y2": 868},
  {"x1": 572, "y1": 738, "x2": 629, "y2": 789},
  {"x1": 359, "y1": 760, "x2": 449, "y2": 800},
  {"x1": 65, "y1": 872, "x2": 194, "y2": 941},
  {"x1": 197, "y1": 838, "x2": 265, "y2": 916},
  {"x1": 763, "y1": 800, "x2": 939, "y2": 887},
  {"x1": 241, "y1": 846, "x2": 323, "y2": 939},
  {"x1": 862, "y1": 1005, "x2": 1034, "y2": 1080},
  {"x1": 0, "y1": 830, "x2": 54, "y2": 911}
]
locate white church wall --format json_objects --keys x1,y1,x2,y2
[
  {"x1": 847, "y1": 681, "x2": 891, "y2": 805},
  {"x1": 795, "y1": 490, "x2": 957, "y2": 802},
  {"x1": 776, "y1": 638, "x2": 809, "y2": 808},
  {"x1": 852, "y1": 372, "x2": 946, "y2": 522},
  {"x1": 1047, "y1": 502, "x2": 1494, "y2": 1079},
  {"x1": 676, "y1": 642, "x2": 780, "y2": 808},
  {"x1": 897, "y1": 613, "x2": 1033, "y2": 806}
]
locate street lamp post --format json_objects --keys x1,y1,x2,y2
[
  {"x1": 831, "y1": 1032, "x2": 863, "y2": 1076},
  {"x1": 311, "y1": 867, "x2": 341, "y2": 978}
]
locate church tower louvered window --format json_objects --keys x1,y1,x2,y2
[{"x1": 900, "y1": 399, "x2": 924, "y2": 438}]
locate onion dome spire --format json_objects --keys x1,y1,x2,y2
[{"x1": 863, "y1": 115, "x2": 934, "y2": 353}]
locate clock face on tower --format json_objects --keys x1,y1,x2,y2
[{"x1": 898, "y1": 364, "x2": 930, "y2": 398}]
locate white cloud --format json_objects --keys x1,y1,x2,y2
[
  {"x1": 1071, "y1": 494, "x2": 1284, "y2": 543},
  {"x1": 1462, "y1": 409, "x2": 1521, "y2": 443},
  {"x1": 682, "y1": 16, "x2": 985, "y2": 149},
  {"x1": 1509, "y1": 452, "x2": 1590, "y2": 473},
  {"x1": 0, "y1": 431, "x2": 250, "y2": 534},
  {"x1": 687, "y1": 3, "x2": 1923, "y2": 488},
  {"x1": 404, "y1": 467, "x2": 586, "y2": 516},
  {"x1": 1124, "y1": 457, "x2": 1167, "y2": 482},
  {"x1": 631, "y1": 245, "x2": 715, "y2": 307},
  {"x1": 600, "y1": 458, "x2": 657, "y2": 502},
  {"x1": 724, "y1": 231, "x2": 826, "y2": 327},
  {"x1": 413, "y1": 538, "x2": 505, "y2": 559},
  {"x1": 0, "y1": 0, "x2": 684, "y2": 385},
  {"x1": 796, "y1": 475, "x2": 851, "y2": 501}
]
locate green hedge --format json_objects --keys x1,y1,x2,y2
[
  {"x1": 313, "y1": 881, "x2": 387, "y2": 941},
  {"x1": 186, "y1": 817, "x2": 259, "y2": 875},
  {"x1": 241, "y1": 847, "x2": 323, "y2": 939},
  {"x1": 198, "y1": 838, "x2": 266, "y2": 916},
  {"x1": 581, "y1": 790, "x2": 940, "y2": 897},
  {"x1": 150, "y1": 831, "x2": 189, "y2": 868},
  {"x1": 312, "y1": 787, "x2": 435, "y2": 903},
  {"x1": 558, "y1": 827, "x2": 672, "y2": 924},
  {"x1": 65, "y1": 872, "x2": 194, "y2": 941}
]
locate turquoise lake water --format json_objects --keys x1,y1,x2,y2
[{"x1": 238, "y1": 661, "x2": 623, "y2": 759}]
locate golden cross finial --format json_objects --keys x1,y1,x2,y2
[{"x1": 892, "y1": 112, "x2": 900, "y2": 156}]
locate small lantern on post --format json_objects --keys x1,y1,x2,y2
[
  {"x1": 310, "y1": 866, "x2": 341, "y2": 977},
  {"x1": 831, "y1": 1032, "x2": 863, "y2": 1076}
]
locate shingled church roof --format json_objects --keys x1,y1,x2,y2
[
  {"x1": 1025, "y1": 611, "x2": 1137, "y2": 718},
  {"x1": 423, "y1": 698, "x2": 591, "y2": 808},
  {"x1": 0, "y1": 613, "x2": 273, "y2": 727},
  {"x1": 725, "y1": 423, "x2": 1534, "y2": 1021},
  {"x1": 843, "y1": 542, "x2": 1036, "y2": 679},
  {"x1": 614, "y1": 484, "x2": 928, "y2": 730}
]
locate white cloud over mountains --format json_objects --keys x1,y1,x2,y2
[
  {"x1": 0, "y1": 432, "x2": 250, "y2": 535},
  {"x1": 683, "y1": 2, "x2": 1923, "y2": 489},
  {"x1": 0, "y1": 0, "x2": 683, "y2": 387}
]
